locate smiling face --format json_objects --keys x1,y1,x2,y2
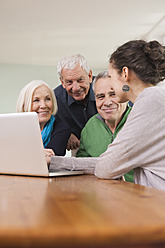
[
  {"x1": 60, "y1": 64, "x2": 93, "y2": 101},
  {"x1": 95, "y1": 77, "x2": 127, "y2": 126},
  {"x1": 31, "y1": 85, "x2": 53, "y2": 130}
]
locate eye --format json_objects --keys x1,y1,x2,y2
[
  {"x1": 77, "y1": 78, "x2": 84, "y2": 83},
  {"x1": 65, "y1": 81, "x2": 73, "y2": 85},
  {"x1": 33, "y1": 99, "x2": 39, "y2": 103},
  {"x1": 46, "y1": 97, "x2": 51, "y2": 101},
  {"x1": 96, "y1": 95, "x2": 104, "y2": 100},
  {"x1": 110, "y1": 92, "x2": 116, "y2": 97}
]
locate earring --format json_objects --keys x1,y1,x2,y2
[{"x1": 122, "y1": 85, "x2": 130, "y2": 92}]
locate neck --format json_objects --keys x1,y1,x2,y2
[
  {"x1": 40, "y1": 123, "x2": 45, "y2": 131},
  {"x1": 105, "y1": 118, "x2": 121, "y2": 133},
  {"x1": 130, "y1": 83, "x2": 153, "y2": 103},
  {"x1": 127, "y1": 71, "x2": 154, "y2": 103}
]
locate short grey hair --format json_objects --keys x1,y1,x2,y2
[
  {"x1": 57, "y1": 54, "x2": 90, "y2": 77},
  {"x1": 93, "y1": 71, "x2": 109, "y2": 92},
  {"x1": 16, "y1": 80, "x2": 57, "y2": 115}
]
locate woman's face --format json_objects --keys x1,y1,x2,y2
[
  {"x1": 31, "y1": 85, "x2": 53, "y2": 130},
  {"x1": 108, "y1": 63, "x2": 128, "y2": 103}
]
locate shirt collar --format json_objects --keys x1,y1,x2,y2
[{"x1": 96, "y1": 113, "x2": 105, "y2": 122}]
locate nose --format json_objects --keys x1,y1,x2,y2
[
  {"x1": 40, "y1": 100, "x2": 47, "y2": 108},
  {"x1": 72, "y1": 81, "x2": 80, "y2": 91},
  {"x1": 104, "y1": 97, "x2": 112, "y2": 107}
]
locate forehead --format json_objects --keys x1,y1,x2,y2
[
  {"x1": 61, "y1": 64, "x2": 87, "y2": 79},
  {"x1": 95, "y1": 77, "x2": 113, "y2": 93},
  {"x1": 33, "y1": 85, "x2": 51, "y2": 96}
]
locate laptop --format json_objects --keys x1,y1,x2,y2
[{"x1": 0, "y1": 112, "x2": 83, "y2": 177}]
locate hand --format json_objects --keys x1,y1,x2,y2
[
  {"x1": 67, "y1": 133, "x2": 80, "y2": 151},
  {"x1": 44, "y1": 148, "x2": 55, "y2": 165}
]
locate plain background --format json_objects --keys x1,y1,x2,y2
[
  {"x1": 0, "y1": 63, "x2": 100, "y2": 113},
  {"x1": 0, "y1": 0, "x2": 165, "y2": 114}
]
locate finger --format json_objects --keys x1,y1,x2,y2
[
  {"x1": 67, "y1": 144, "x2": 70, "y2": 150},
  {"x1": 70, "y1": 143, "x2": 74, "y2": 150},
  {"x1": 51, "y1": 151, "x2": 55, "y2": 156}
]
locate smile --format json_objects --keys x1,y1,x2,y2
[
  {"x1": 102, "y1": 108, "x2": 117, "y2": 113},
  {"x1": 72, "y1": 89, "x2": 84, "y2": 95},
  {"x1": 37, "y1": 111, "x2": 49, "y2": 116}
]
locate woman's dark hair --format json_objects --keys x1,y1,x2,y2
[{"x1": 109, "y1": 40, "x2": 165, "y2": 85}]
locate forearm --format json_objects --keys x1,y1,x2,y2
[{"x1": 50, "y1": 156, "x2": 97, "y2": 174}]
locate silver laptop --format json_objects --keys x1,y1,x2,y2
[{"x1": 0, "y1": 112, "x2": 83, "y2": 177}]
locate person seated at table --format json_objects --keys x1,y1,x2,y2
[
  {"x1": 16, "y1": 80, "x2": 71, "y2": 157},
  {"x1": 76, "y1": 71, "x2": 133, "y2": 182},
  {"x1": 49, "y1": 39, "x2": 165, "y2": 191}
]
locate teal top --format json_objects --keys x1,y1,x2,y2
[{"x1": 76, "y1": 106, "x2": 134, "y2": 183}]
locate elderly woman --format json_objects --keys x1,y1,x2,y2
[{"x1": 17, "y1": 80, "x2": 71, "y2": 157}]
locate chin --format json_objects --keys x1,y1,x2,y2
[
  {"x1": 39, "y1": 118, "x2": 50, "y2": 124},
  {"x1": 74, "y1": 95, "x2": 86, "y2": 101}
]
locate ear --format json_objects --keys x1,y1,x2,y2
[
  {"x1": 60, "y1": 77, "x2": 66, "y2": 89},
  {"x1": 88, "y1": 70, "x2": 93, "y2": 83},
  {"x1": 122, "y1": 66, "x2": 129, "y2": 82}
]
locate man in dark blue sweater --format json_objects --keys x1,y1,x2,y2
[{"x1": 54, "y1": 54, "x2": 97, "y2": 153}]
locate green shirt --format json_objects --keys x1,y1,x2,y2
[{"x1": 76, "y1": 106, "x2": 134, "y2": 183}]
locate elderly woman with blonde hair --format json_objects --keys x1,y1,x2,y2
[{"x1": 17, "y1": 80, "x2": 71, "y2": 160}]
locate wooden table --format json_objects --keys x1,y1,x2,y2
[{"x1": 0, "y1": 174, "x2": 165, "y2": 248}]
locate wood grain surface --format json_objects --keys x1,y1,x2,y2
[{"x1": 0, "y1": 174, "x2": 165, "y2": 248}]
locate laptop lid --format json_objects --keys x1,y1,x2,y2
[
  {"x1": 0, "y1": 112, "x2": 49, "y2": 177},
  {"x1": 0, "y1": 112, "x2": 83, "y2": 177}
]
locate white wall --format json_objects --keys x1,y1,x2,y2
[
  {"x1": 0, "y1": 63, "x2": 60, "y2": 114},
  {"x1": 0, "y1": 63, "x2": 102, "y2": 114}
]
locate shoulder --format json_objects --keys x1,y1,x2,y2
[
  {"x1": 136, "y1": 87, "x2": 165, "y2": 108},
  {"x1": 88, "y1": 82, "x2": 96, "y2": 101},
  {"x1": 82, "y1": 114, "x2": 103, "y2": 132},
  {"x1": 140, "y1": 86, "x2": 165, "y2": 98},
  {"x1": 85, "y1": 114, "x2": 100, "y2": 125},
  {"x1": 54, "y1": 84, "x2": 62, "y2": 92},
  {"x1": 127, "y1": 86, "x2": 165, "y2": 123},
  {"x1": 54, "y1": 85, "x2": 69, "y2": 106},
  {"x1": 54, "y1": 84, "x2": 66, "y2": 97}
]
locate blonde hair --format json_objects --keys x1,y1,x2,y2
[{"x1": 16, "y1": 80, "x2": 57, "y2": 115}]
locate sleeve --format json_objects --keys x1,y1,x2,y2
[
  {"x1": 50, "y1": 156, "x2": 97, "y2": 175},
  {"x1": 46, "y1": 117, "x2": 71, "y2": 156}
]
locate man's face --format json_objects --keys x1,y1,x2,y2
[
  {"x1": 95, "y1": 77, "x2": 127, "y2": 123},
  {"x1": 60, "y1": 64, "x2": 93, "y2": 101}
]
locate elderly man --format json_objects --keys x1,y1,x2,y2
[
  {"x1": 76, "y1": 71, "x2": 133, "y2": 182},
  {"x1": 54, "y1": 54, "x2": 97, "y2": 152}
]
